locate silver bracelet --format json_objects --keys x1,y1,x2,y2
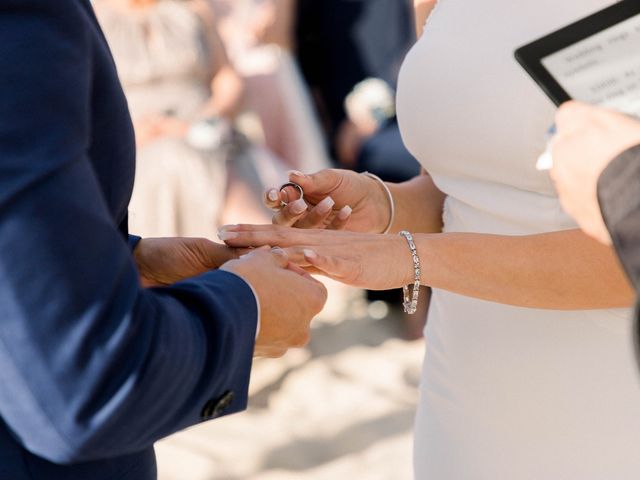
[
  {"x1": 362, "y1": 172, "x2": 395, "y2": 234},
  {"x1": 399, "y1": 231, "x2": 421, "y2": 314}
]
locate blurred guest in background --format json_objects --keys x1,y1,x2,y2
[
  {"x1": 295, "y1": 0, "x2": 421, "y2": 183},
  {"x1": 94, "y1": 0, "x2": 285, "y2": 238},
  {"x1": 210, "y1": 0, "x2": 331, "y2": 173}
]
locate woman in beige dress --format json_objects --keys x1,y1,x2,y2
[{"x1": 95, "y1": 0, "x2": 278, "y2": 238}]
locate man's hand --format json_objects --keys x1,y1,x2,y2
[
  {"x1": 221, "y1": 248, "x2": 328, "y2": 358},
  {"x1": 134, "y1": 237, "x2": 238, "y2": 287},
  {"x1": 551, "y1": 101, "x2": 640, "y2": 245}
]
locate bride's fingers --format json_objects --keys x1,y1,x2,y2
[
  {"x1": 285, "y1": 261, "x2": 317, "y2": 281},
  {"x1": 265, "y1": 179, "x2": 305, "y2": 210},
  {"x1": 328, "y1": 205, "x2": 352, "y2": 230},
  {"x1": 272, "y1": 198, "x2": 308, "y2": 226},
  {"x1": 302, "y1": 248, "x2": 353, "y2": 282},
  {"x1": 264, "y1": 188, "x2": 285, "y2": 210},
  {"x1": 280, "y1": 248, "x2": 335, "y2": 278},
  {"x1": 294, "y1": 196, "x2": 336, "y2": 229},
  {"x1": 219, "y1": 224, "x2": 323, "y2": 248},
  {"x1": 218, "y1": 223, "x2": 368, "y2": 250}
]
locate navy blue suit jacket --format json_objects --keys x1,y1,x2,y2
[{"x1": 0, "y1": 1, "x2": 258, "y2": 478}]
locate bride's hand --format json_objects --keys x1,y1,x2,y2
[
  {"x1": 264, "y1": 169, "x2": 393, "y2": 233},
  {"x1": 219, "y1": 224, "x2": 415, "y2": 290}
]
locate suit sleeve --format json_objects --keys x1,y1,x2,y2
[
  {"x1": 0, "y1": 1, "x2": 257, "y2": 464},
  {"x1": 597, "y1": 144, "x2": 640, "y2": 291}
]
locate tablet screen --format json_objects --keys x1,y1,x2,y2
[{"x1": 540, "y1": 13, "x2": 640, "y2": 116}]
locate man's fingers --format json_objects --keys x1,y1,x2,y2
[
  {"x1": 238, "y1": 246, "x2": 290, "y2": 268},
  {"x1": 286, "y1": 261, "x2": 315, "y2": 280},
  {"x1": 268, "y1": 247, "x2": 290, "y2": 268}
]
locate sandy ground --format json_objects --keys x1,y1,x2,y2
[{"x1": 156, "y1": 285, "x2": 425, "y2": 480}]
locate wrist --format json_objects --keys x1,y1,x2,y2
[
  {"x1": 397, "y1": 231, "x2": 423, "y2": 314},
  {"x1": 394, "y1": 235, "x2": 417, "y2": 287},
  {"x1": 362, "y1": 172, "x2": 395, "y2": 233}
]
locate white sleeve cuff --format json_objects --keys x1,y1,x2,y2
[
  {"x1": 245, "y1": 282, "x2": 261, "y2": 340},
  {"x1": 220, "y1": 271, "x2": 261, "y2": 340}
]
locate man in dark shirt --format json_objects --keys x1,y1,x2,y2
[{"x1": 295, "y1": 0, "x2": 420, "y2": 181}]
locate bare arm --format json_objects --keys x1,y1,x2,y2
[
  {"x1": 223, "y1": 227, "x2": 635, "y2": 310},
  {"x1": 387, "y1": 173, "x2": 446, "y2": 234},
  {"x1": 374, "y1": 173, "x2": 632, "y2": 309},
  {"x1": 410, "y1": 229, "x2": 634, "y2": 309}
]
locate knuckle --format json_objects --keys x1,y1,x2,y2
[
  {"x1": 275, "y1": 230, "x2": 289, "y2": 244},
  {"x1": 284, "y1": 210, "x2": 303, "y2": 225},
  {"x1": 312, "y1": 286, "x2": 328, "y2": 312}
]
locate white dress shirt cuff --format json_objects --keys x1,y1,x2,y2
[{"x1": 221, "y1": 271, "x2": 261, "y2": 340}]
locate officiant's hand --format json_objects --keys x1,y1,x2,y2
[
  {"x1": 222, "y1": 248, "x2": 327, "y2": 358},
  {"x1": 134, "y1": 237, "x2": 238, "y2": 287},
  {"x1": 551, "y1": 102, "x2": 640, "y2": 245},
  {"x1": 264, "y1": 169, "x2": 392, "y2": 233},
  {"x1": 220, "y1": 225, "x2": 415, "y2": 291}
]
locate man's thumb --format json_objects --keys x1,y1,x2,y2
[{"x1": 269, "y1": 247, "x2": 290, "y2": 268}]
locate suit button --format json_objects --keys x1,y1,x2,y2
[{"x1": 201, "y1": 390, "x2": 235, "y2": 419}]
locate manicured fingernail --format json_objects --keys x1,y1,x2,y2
[
  {"x1": 338, "y1": 205, "x2": 352, "y2": 220},
  {"x1": 217, "y1": 231, "x2": 239, "y2": 241},
  {"x1": 303, "y1": 249, "x2": 318, "y2": 260},
  {"x1": 267, "y1": 189, "x2": 279, "y2": 202},
  {"x1": 290, "y1": 198, "x2": 307, "y2": 214},
  {"x1": 219, "y1": 224, "x2": 239, "y2": 232},
  {"x1": 271, "y1": 247, "x2": 286, "y2": 256},
  {"x1": 287, "y1": 170, "x2": 305, "y2": 178},
  {"x1": 317, "y1": 196, "x2": 335, "y2": 214}
]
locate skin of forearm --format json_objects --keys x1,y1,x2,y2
[
  {"x1": 387, "y1": 174, "x2": 446, "y2": 234},
  {"x1": 408, "y1": 229, "x2": 635, "y2": 310}
]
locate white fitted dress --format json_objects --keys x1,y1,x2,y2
[{"x1": 396, "y1": 1, "x2": 640, "y2": 478}]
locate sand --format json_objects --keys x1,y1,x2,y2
[{"x1": 156, "y1": 286, "x2": 425, "y2": 480}]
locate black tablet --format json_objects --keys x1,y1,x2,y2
[{"x1": 515, "y1": 1, "x2": 640, "y2": 116}]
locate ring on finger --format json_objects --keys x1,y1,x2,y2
[{"x1": 279, "y1": 182, "x2": 304, "y2": 207}]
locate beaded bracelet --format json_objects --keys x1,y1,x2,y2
[
  {"x1": 399, "y1": 231, "x2": 421, "y2": 314},
  {"x1": 362, "y1": 172, "x2": 395, "y2": 234}
]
